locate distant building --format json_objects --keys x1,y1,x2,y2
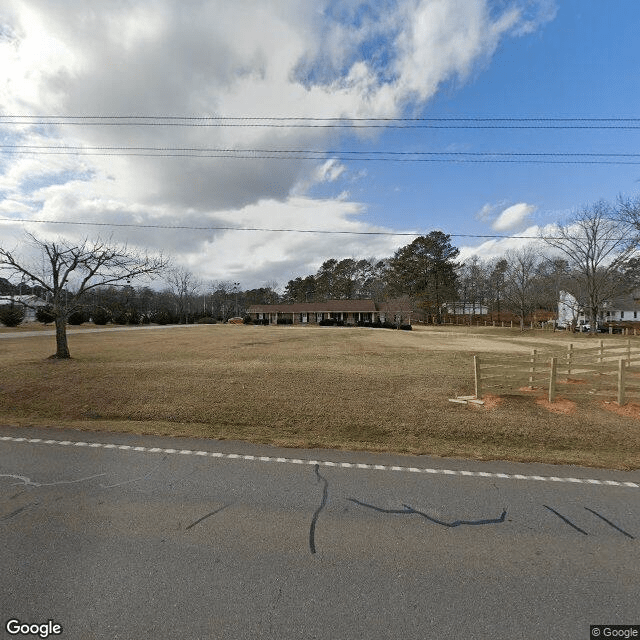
[
  {"x1": 246, "y1": 299, "x2": 412, "y2": 325},
  {"x1": 558, "y1": 290, "x2": 640, "y2": 328},
  {"x1": 557, "y1": 291, "x2": 580, "y2": 327},
  {"x1": 0, "y1": 295, "x2": 48, "y2": 323},
  {"x1": 441, "y1": 302, "x2": 489, "y2": 316}
]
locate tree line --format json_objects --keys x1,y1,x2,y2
[
  {"x1": 2, "y1": 195, "x2": 640, "y2": 358},
  {"x1": 282, "y1": 196, "x2": 640, "y2": 329}
]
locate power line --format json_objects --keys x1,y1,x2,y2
[
  {"x1": 8, "y1": 145, "x2": 640, "y2": 156},
  {"x1": 4, "y1": 145, "x2": 640, "y2": 164},
  {"x1": 3, "y1": 115, "x2": 640, "y2": 129},
  {"x1": 3, "y1": 115, "x2": 640, "y2": 121},
  {"x1": 0, "y1": 216, "x2": 590, "y2": 240}
]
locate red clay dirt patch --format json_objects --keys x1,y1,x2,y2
[
  {"x1": 601, "y1": 401, "x2": 640, "y2": 420},
  {"x1": 535, "y1": 396, "x2": 577, "y2": 415},
  {"x1": 473, "y1": 395, "x2": 504, "y2": 410}
]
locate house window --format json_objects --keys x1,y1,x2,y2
[
  {"x1": 621, "y1": 311, "x2": 625, "y2": 319},
  {"x1": 635, "y1": 311, "x2": 638, "y2": 319}
]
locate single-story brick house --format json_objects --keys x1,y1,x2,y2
[{"x1": 246, "y1": 299, "x2": 412, "y2": 325}]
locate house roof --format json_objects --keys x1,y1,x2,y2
[
  {"x1": 374, "y1": 297, "x2": 413, "y2": 313},
  {"x1": 0, "y1": 295, "x2": 47, "y2": 306},
  {"x1": 247, "y1": 298, "x2": 413, "y2": 315},
  {"x1": 603, "y1": 295, "x2": 640, "y2": 310},
  {"x1": 247, "y1": 299, "x2": 377, "y2": 313}
]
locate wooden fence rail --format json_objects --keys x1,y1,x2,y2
[{"x1": 473, "y1": 339, "x2": 640, "y2": 405}]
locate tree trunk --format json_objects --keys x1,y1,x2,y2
[{"x1": 53, "y1": 315, "x2": 71, "y2": 359}]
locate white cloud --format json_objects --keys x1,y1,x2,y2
[
  {"x1": 0, "y1": 0, "x2": 556, "y2": 286},
  {"x1": 459, "y1": 224, "x2": 547, "y2": 263},
  {"x1": 292, "y1": 158, "x2": 347, "y2": 195},
  {"x1": 492, "y1": 203, "x2": 537, "y2": 232},
  {"x1": 315, "y1": 159, "x2": 346, "y2": 183}
]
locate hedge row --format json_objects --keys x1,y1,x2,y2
[{"x1": 244, "y1": 316, "x2": 412, "y2": 330}]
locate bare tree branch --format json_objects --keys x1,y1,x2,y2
[
  {"x1": 0, "y1": 233, "x2": 168, "y2": 358},
  {"x1": 541, "y1": 200, "x2": 640, "y2": 332}
]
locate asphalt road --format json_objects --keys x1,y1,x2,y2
[{"x1": 1, "y1": 425, "x2": 639, "y2": 640}]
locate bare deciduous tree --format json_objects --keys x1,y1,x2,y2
[
  {"x1": 502, "y1": 246, "x2": 542, "y2": 329},
  {"x1": 0, "y1": 233, "x2": 168, "y2": 358},
  {"x1": 165, "y1": 267, "x2": 202, "y2": 324},
  {"x1": 542, "y1": 200, "x2": 639, "y2": 333}
]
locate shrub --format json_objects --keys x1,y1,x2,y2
[
  {"x1": 151, "y1": 310, "x2": 172, "y2": 325},
  {"x1": 319, "y1": 318, "x2": 336, "y2": 326},
  {"x1": 36, "y1": 305, "x2": 56, "y2": 325},
  {"x1": 91, "y1": 307, "x2": 111, "y2": 325},
  {"x1": 197, "y1": 317, "x2": 217, "y2": 324},
  {"x1": 400, "y1": 324, "x2": 413, "y2": 331},
  {"x1": 277, "y1": 317, "x2": 293, "y2": 325},
  {"x1": 243, "y1": 315, "x2": 253, "y2": 324},
  {"x1": 67, "y1": 310, "x2": 88, "y2": 325},
  {"x1": 111, "y1": 310, "x2": 130, "y2": 325},
  {"x1": 0, "y1": 305, "x2": 24, "y2": 327}
]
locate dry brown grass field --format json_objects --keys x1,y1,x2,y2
[{"x1": 1, "y1": 323, "x2": 639, "y2": 470}]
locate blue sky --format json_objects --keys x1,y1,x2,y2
[
  {"x1": 310, "y1": 0, "x2": 640, "y2": 240},
  {"x1": 1, "y1": 0, "x2": 639, "y2": 288}
]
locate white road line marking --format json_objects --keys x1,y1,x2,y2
[{"x1": 0, "y1": 435, "x2": 638, "y2": 488}]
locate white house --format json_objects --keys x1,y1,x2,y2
[
  {"x1": 557, "y1": 291, "x2": 580, "y2": 327},
  {"x1": 558, "y1": 291, "x2": 640, "y2": 328},
  {"x1": 0, "y1": 295, "x2": 48, "y2": 323}
]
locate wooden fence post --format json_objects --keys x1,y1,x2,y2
[
  {"x1": 529, "y1": 349, "x2": 537, "y2": 389},
  {"x1": 567, "y1": 343, "x2": 573, "y2": 376},
  {"x1": 627, "y1": 338, "x2": 631, "y2": 366},
  {"x1": 618, "y1": 358, "x2": 626, "y2": 406},
  {"x1": 549, "y1": 357, "x2": 557, "y2": 403},
  {"x1": 474, "y1": 356, "x2": 482, "y2": 399},
  {"x1": 599, "y1": 340, "x2": 604, "y2": 364}
]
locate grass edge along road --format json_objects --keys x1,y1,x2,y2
[{"x1": 1, "y1": 323, "x2": 639, "y2": 470}]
